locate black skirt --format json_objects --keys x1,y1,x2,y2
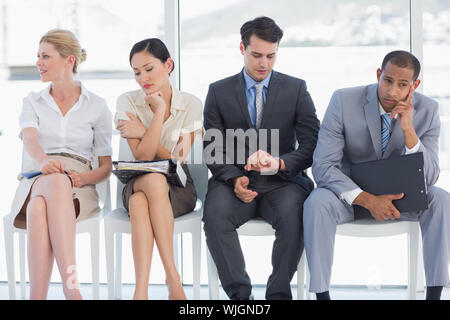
[{"x1": 122, "y1": 163, "x2": 197, "y2": 218}]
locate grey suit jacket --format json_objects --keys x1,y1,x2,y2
[
  {"x1": 312, "y1": 83, "x2": 441, "y2": 198},
  {"x1": 204, "y1": 69, "x2": 320, "y2": 186}
]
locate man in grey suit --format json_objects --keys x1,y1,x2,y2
[
  {"x1": 202, "y1": 16, "x2": 320, "y2": 300},
  {"x1": 304, "y1": 50, "x2": 450, "y2": 300}
]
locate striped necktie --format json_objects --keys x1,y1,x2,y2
[
  {"x1": 254, "y1": 83, "x2": 264, "y2": 129},
  {"x1": 381, "y1": 113, "x2": 392, "y2": 153}
]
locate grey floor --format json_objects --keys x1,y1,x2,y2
[{"x1": 1, "y1": 282, "x2": 449, "y2": 300}]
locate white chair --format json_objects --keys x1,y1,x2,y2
[
  {"x1": 206, "y1": 217, "x2": 308, "y2": 300},
  {"x1": 3, "y1": 151, "x2": 111, "y2": 300},
  {"x1": 104, "y1": 138, "x2": 208, "y2": 300},
  {"x1": 301, "y1": 219, "x2": 425, "y2": 300}
]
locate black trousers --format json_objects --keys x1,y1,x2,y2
[{"x1": 203, "y1": 172, "x2": 312, "y2": 300}]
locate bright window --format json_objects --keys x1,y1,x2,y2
[
  {"x1": 180, "y1": 0, "x2": 422, "y2": 287},
  {"x1": 0, "y1": 0, "x2": 165, "y2": 286}
]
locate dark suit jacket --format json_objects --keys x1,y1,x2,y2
[{"x1": 203, "y1": 69, "x2": 320, "y2": 190}]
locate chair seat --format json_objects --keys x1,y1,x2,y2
[
  {"x1": 76, "y1": 210, "x2": 104, "y2": 233},
  {"x1": 3, "y1": 215, "x2": 27, "y2": 234},
  {"x1": 302, "y1": 218, "x2": 424, "y2": 300},
  {"x1": 105, "y1": 208, "x2": 130, "y2": 221},
  {"x1": 236, "y1": 217, "x2": 275, "y2": 236},
  {"x1": 337, "y1": 218, "x2": 419, "y2": 237},
  {"x1": 174, "y1": 209, "x2": 203, "y2": 234},
  {"x1": 104, "y1": 202, "x2": 203, "y2": 235},
  {"x1": 5, "y1": 208, "x2": 105, "y2": 233}
]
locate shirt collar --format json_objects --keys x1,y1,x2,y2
[
  {"x1": 378, "y1": 102, "x2": 389, "y2": 116},
  {"x1": 79, "y1": 81, "x2": 90, "y2": 100},
  {"x1": 39, "y1": 81, "x2": 90, "y2": 101},
  {"x1": 170, "y1": 87, "x2": 185, "y2": 111},
  {"x1": 243, "y1": 68, "x2": 272, "y2": 91},
  {"x1": 135, "y1": 86, "x2": 184, "y2": 115}
]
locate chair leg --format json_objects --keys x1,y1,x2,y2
[
  {"x1": 105, "y1": 222, "x2": 115, "y2": 300},
  {"x1": 192, "y1": 226, "x2": 201, "y2": 300},
  {"x1": 297, "y1": 252, "x2": 306, "y2": 300},
  {"x1": 407, "y1": 224, "x2": 419, "y2": 300},
  {"x1": 206, "y1": 247, "x2": 219, "y2": 300},
  {"x1": 4, "y1": 222, "x2": 16, "y2": 300},
  {"x1": 305, "y1": 261, "x2": 313, "y2": 300},
  {"x1": 416, "y1": 231, "x2": 425, "y2": 299},
  {"x1": 19, "y1": 233, "x2": 26, "y2": 299},
  {"x1": 90, "y1": 227, "x2": 100, "y2": 300},
  {"x1": 114, "y1": 233, "x2": 123, "y2": 299}
]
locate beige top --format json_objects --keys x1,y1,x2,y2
[{"x1": 114, "y1": 87, "x2": 203, "y2": 155}]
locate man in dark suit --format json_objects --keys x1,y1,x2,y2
[{"x1": 202, "y1": 16, "x2": 320, "y2": 300}]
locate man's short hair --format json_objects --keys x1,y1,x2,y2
[
  {"x1": 240, "y1": 16, "x2": 283, "y2": 48},
  {"x1": 381, "y1": 50, "x2": 421, "y2": 81}
]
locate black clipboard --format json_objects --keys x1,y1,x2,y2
[{"x1": 350, "y1": 152, "x2": 428, "y2": 216}]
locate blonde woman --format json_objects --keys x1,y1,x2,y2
[
  {"x1": 115, "y1": 38, "x2": 203, "y2": 300},
  {"x1": 8, "y1": 29, "x2": 113, "y2": 300}
]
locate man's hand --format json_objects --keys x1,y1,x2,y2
[
  {"x1": 391, "y1": 86, "x2": 418, "y2": 148},
  {"x1": 117, "y1": 112, "x2": 147, "y2": 139},
  {"x1": 244, "y1": 150, "x2": 280, "y2": 175},
  {"x1": 233, "y1": 176, "x2": 258, "y2": 203},
  {"x1": 353, "y1": 191, "x2": 404, "y2": 221},
  {"x1": 391, "y1": 86, "x2": 414, "y2": 130}
]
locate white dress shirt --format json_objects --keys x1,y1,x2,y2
[
  {"x1": 19, "y1": 81, "x2": 113, "y2": 161},
  {"x1": 341, "y1": 103, "x2": 421, "y2": 205}
]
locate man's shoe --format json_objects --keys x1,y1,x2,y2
[{"x1": 232, "y1": 294, "x2": 254, "y2": 300}]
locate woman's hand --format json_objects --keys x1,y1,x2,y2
[
  {"x1": 144, "y1": 91, "x2": 166, "y2": 115},
  {"x1": 118, "y1": 112, "x2": 147, "y2": 139},
  {"x1": 66, "y1": 169, "x2": 85, "y2": 188},
  {"x1": 40, "y1": 158, "x2": 66, "y2": 175}
]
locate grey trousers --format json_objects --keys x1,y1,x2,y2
[{"x1": 303, "y1": 186, "x2": 450, "y2": 293}]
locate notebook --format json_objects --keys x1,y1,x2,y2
[
  {"x1": 20, "y1": 170, "x2": 73, "y2": 187},
  {"x1": 112, "y1": 158, "x2": 187, "y2": 188},
  {"x1": 21, "y1": 170, "x2": 69, "y2": 179}
]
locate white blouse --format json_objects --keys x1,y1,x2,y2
[
  {"x1": 19, "y1": 81, "x2": 113, "y2": 161},
  {"x1": 114, "y1": 87, "x2": 203, "y2": 155}
]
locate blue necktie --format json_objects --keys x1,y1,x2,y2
[{"x1": 381, "y1": 113, "x2": 392, "y2": 153}]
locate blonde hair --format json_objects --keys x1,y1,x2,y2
[{"x1": 40, "y1": 29, "x2": 86, "y2": 74}]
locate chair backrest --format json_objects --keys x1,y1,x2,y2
[
  {"x1": 91, "y1": 157, "x2": 112, "y2": 212},
  {"x1": 115, "y1": 138, "x2": 132, "y2": 208},
  {"x1": 185, "y1": 139, "x2": 208, "y2": 204},
  {"x1": 115, "y1": 138, "x2": 208, "y2": 208},
  {"x1": 20, "y1": 145, "x2": 37, "y2": 173}
]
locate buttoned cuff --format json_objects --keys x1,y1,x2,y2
[
  {"x1": 341, "y1": 188, "x2": 363, "y2": 206},
  {"x1": 405, "y1": 140, "x2": 421, "y2": 154}
]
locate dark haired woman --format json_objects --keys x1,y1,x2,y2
[{"x1": 114, "y1": 38, "x2": 203, "y2": 300}]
